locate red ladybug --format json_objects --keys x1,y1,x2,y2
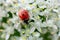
[{"x1": 18, "y1": 9, "x2": 29, "y2": 21}]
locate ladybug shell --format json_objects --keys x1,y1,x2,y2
[{"x1": 18, "y1": 9, "x2": 29, "y2": 21}]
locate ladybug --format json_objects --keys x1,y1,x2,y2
[{"x1": 18, "y1": 9, "x2": 30, "y2": 24}]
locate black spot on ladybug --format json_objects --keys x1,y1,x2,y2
[{"x1": 23, "y1": 18, "x2": 25, "y2": 20}]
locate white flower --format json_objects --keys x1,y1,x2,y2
[
  {"x1": 30, "y1": 26, "x2": 36, "y2": 34},
  {"x1": 28, "y1": 36, "x2": 32, "y2": 40},
  {"x1": 0, "y1": 0, "x2": 60, "y2": 40},
  {"x1": 52, "y1": 34, "x2": 58, "y2": 40},
  {"x1": 25, "y1": 0, "x2": 34, "y2": 3},
  {"x1": 46, "y1": 20, "x2": 54, "y2": 27},
  {"x1": 32, "y1": 32, "x2": 40, "y2": 37},
  {"x1": 5, "y1": 27, "x2": 14, "y2": 34},
  {"x1": 5, "y1": 34, "x2": 10, "y2": 40},
  {"x1": 0, "y1": 10, "x2": 7, "y2": 18},
  {"x1": 19, "y1": 36, "x2": 27, "y2": 40},
  {"x1": 56, "y1": 20, "x2": 60, "y2": 28},
  {"x1": 53, "y1": 9, "x2": 59, "y2": 13},
  {"x1": 58, "y1": 15, "x2": 60, "y2": 19},
  {"x1": 37, "y1": 37, "x2": 43, "y2": 40}
]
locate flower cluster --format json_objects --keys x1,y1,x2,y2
[{"x1": 0, "y1": 0, "x2": 60, "y2": 40}]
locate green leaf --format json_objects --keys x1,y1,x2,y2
[
  {"x1": 43, "y1": 32, "x2": 51, "y2": 40},
  {"x1": 40, "y1": 32, "x2": 52, "y2": 40},
  {"x1": 14, "y1": 12, "x2": 16, "y2": 15},
  {"x1": 7, "y1": 11, "x2": 13, "y2": 18},
  {"x1": 36, "y1": 5, "x2": 39, "y2": 8},
  {"x1": 40, "y1": 8, "x2": 46, "y2": 12},
  {"x1": 0, "y1": 26, "x2": 4, "y2": 29},
  {"x1": 29, "y1": 3, "x2": 33, "y2": 4},
  {"x1": 38, "y1": 15, "x2": 46, "y2": 22},
  {"x1": 21, "y1": 24, "x2": 26, "y2": 29},
  {"x1": 34, "y1": 29, "x2": 40, "y2": 33},
  {"x1": 2, "y1": 17, "x2": 8, "y2": 23},
  {"x1": 11, "y1": 29, "x2": 20, "y2": 37},
  {"x1": 45, "y1": 0, "x2": 47, "y2": 1},
  {"x1": 0, "y1": 3, "x2": 3, "y2": 6},
  {"x1": 29, "y1": 19, "x2": 35, "y2": 22}
]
